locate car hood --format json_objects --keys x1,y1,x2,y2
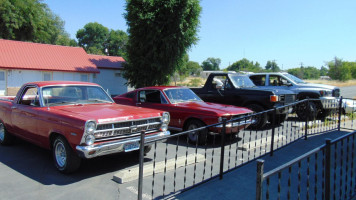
[
  {"x1": 297, "y1": 83, "x2": 338, "y2": 90},
  {"x1": 176, "y1": 101, "x2": 253, "y2": 116},
  {"x1": 52, "y1": 103, "x2": 162, "y2": 123}
]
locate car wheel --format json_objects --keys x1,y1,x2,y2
[
  {"x1": 0, "y1": 122, "x2": 15, "y2": 145},
  {"x1": 296, "y1": 101, "x2": 317, "y2": 121},
  {"x1": 52, "y1": 136, "x2": 81, "y2": 173},
  {"x1": 185, "y1": 119, "x2": 208, "y2": 145},
  {"x1": 246, "y1": 104, "x2": 267, "y2": 129}
]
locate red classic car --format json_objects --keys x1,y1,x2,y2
[
  {"x1": 113, "y1": 86, "x2": 253, "y2": 144},
  {"x1": 0, "y1": 81, "x2": 170, "y2": 173}
]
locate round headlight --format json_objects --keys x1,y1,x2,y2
[
  {"x1": 161, "y1": 123, "x2": 168, "y2": 132},
  {"x1": 86, "y1": 121, "x2": 96, "y2": 134},
  {"x1": 162, "y1": 112, "x2": 170, "y2": 124},
  {"x1": 85, "y1": 134, "x2": 95, "y2": 146}
]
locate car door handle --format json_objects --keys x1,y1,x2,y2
[{"x1": 11, "y1": 106, "x2": 17, "y2": 109}]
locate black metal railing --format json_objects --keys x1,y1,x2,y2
[
  {"x1": 128, "y1": 97, "x2": 354, "y2": 199},
  {"x1": 256, "y1": 131, "x2": 356, "y2": 200}
]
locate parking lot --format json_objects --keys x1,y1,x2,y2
[{"x1": 0, "y1": 113, "x2": 342, "y2": 200}]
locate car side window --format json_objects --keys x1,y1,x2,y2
[
  {"x1": 269, "y1": 75, "x2": 280, "y2": 86},
  {"x1": 269, "y1": 75, "x2": 290, "y2": 86},
  {"x1": 139, "y1": 90, "x2": 165, "y2": 104},
  {"x1": 250, "y1": 75, "x2": 266, "y2": 86},
  {"x1": 19, "y1": 87, "x2": 40, "y2": 107}
]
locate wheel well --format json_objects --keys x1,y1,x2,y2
[
  {"x1": 183, "y1": 118, "x2": 206, "y2": 130},
  {"x1": 243, "y1": 102, "x2": 266, "y2": 110},
  {"x1": 49, "y1": 132, "x2": 62, "y2": 149}
]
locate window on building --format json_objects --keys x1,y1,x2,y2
[
  {"x1": 0, "y1": 71, "x2": 5, "y2": 81},
  {"x1": 43, "y1": 72, "x2": 52, "y2": 81}
]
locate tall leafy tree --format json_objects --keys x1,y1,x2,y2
[
  {"x1": 123, "y1": 0, "x2": 201, "y2": 88},
  {"x1": 265, "y1": 60, "x2": 281, "y2": 72},
  {"x1": 201, "y1": 57, "x2": 221, "y2": 71},
  {"x1": 76, "y1": 22, "x2": 109, "y2": 55},
  {"x1": 0, "y1": 0, "x2": 74, "y2": 45},
  {"x1": 107, "y1": 30, "x2": 128, "y2": 58},
  {"x1": 76, "y1": 22, "x2": 128, "y2": 56},
  {"x1": 227, "y1": 58, "x2": 262, "y2": 72},
  {"x1": 328, "y1": 57, "x2": 352, "y2": 81}
]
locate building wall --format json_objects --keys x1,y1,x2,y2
[
  {"x1": 93, "y1": 68, "x2": 127, "y2": 96},
  {"x1": 2, "y1": 69, "x2": 93, "y2": 96}
]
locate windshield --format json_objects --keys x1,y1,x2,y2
[
  {"x1": 229, "y1": 75, "x2": 256, "y2": 88},
  {"x1": 164, "y1": 88, "x2": 203, "y2": 104},
  {"x1": 42, "y1": 85, "x2": 113, "y2": 106},
  {"x1": 284, "y1": 73, "x2": 306, "y2": 84}
]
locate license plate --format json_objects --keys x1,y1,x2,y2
[{"x1": 124, "y1": 141, "x2": 140, "y2": 152}]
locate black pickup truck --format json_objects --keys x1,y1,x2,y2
[{"x1": 191, "y1": 73, "x2": 296, "y2": 128}]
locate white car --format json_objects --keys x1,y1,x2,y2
[{"x1": 343, "y1": 99, "x2": 356, "y2": 114}]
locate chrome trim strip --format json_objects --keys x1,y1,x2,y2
[
  {"x1": 215, "y1": 119, "x2": 253, "y2": 128},
  {"x1": 76, "y1": 131, "x2": 170, "y2": 159}
]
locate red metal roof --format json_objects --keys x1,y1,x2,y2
[
  {"x1": 88, "y1": 54, "x2": 125, "y2": 69},
  {"x1": 0, "y1": 39, "x2": 99, "y2": 73},
  {"x1": 27, "y1": 81, "x2": 99, "y2": 87}
]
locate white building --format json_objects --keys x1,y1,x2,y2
[{"x1": 0, "y1": 39, "x2": 127, "y2": 96}]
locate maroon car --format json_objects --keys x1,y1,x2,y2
[{"x1": 113, "y1": 86, "x2": 253, "y2": 144}]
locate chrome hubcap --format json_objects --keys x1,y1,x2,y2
[
  {"x1": 0, "y1": 123, "x2": 4, "y2": 142},
  {"x1": 55, "y1": 141, "x2": 66, "y2": 168},
  {"x1": 188, "y1": 124, "x2": 198, "y2": 142}
]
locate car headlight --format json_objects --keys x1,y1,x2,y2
[
  {"x1": 85, "y1": 121, "x2": 96, "y2": 134},
  {"x1": 85, "y1": 134, "x2": 95, "y2": 145},
  {"x1": 162, "y1": 112, "x2": 170, "y2": 124}
]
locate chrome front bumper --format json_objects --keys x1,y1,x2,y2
[
  {"x1": 76, "y1": 131, "x2": 170, "y2": 159},
  {"x1": 320, "y1": 97, "x2": 339, "y2": 109}
]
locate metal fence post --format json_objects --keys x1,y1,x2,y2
[
  {"x1": 256, "y1": 159, "x2": 265, "y2": 200},
  {"x1": 138, "y1": 131, "x2": 145, "y2": 200},
  {"x1": 338, "y1": 96, "x2": 343, "y2": 131},
  {"x1": 270, "y1": 107, "x2": 276, "y2": 156},
  {"x1": 325, "y1": 139, "x2": 332, "y2": 200},
  {"x1": 219, "y1": 118, "x2": 227, "y2": 180},
  {"x1": 305, "y1": 99, "x2": 309, "y2": 140}
]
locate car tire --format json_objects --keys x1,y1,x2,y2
[
  {"x1": 0, "y1": 122, "x2": 15, "y2": 145},
  {"x1": 296, "y1": 101, "x2": 317, "y2": 121},
  {"x1": 185, "y1": 119, "x2": 208, "y2": 145},
  {"x1": 246, "y1": 104, "x2": 267, "y2": 129},
  {"x1": 52, "y1": 136, "x2": 81, "y2": 173}
]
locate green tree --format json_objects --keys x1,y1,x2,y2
[
  {"x1": 265, "y1": 60, "x2": 281, "y2": 72},
  {"x1": 76, "y1": 22, "x2": 109, "y2": 55},
  {"x1": 328, "y1": 57, "x2": 352, "y2": 81},
  {"x1": 287, "y1": 66, "x2": 320, "y2": 79},
  {"x1": 201, "y1": 57, "x2": 221, "y2": 71},
  {"x1": 107, "y1": 30, "x2": 128, "y2": 58},
  {"x1": 186, "y1": 61, "x2": 202, "y2": 76},
  {"x1": 320, "y1": 66, "x2": 328, "y2": 76},
  {"x1": 0, "y1": 0, "x2": 73, "y2": 45},
  {"x1": 227, "y1": 58, "x2": 262, "y2": 72},
  {"x1": 123, "y1": 0, "x2": 201, "y2": 88}
]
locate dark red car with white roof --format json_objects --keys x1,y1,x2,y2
[
  {"x1": 0, "y1": 81, "x2": 170, "y2": 173},
  {"x1": 113, "y1": 86, "x2": 253, "y2": 144}
]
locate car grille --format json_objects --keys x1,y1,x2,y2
[
  {"x1": 280, "y1": 94, "x2": 295, "y2": 104},
  {"x1": 94, "y1": 117, "x2": 162, "y2": 141}
]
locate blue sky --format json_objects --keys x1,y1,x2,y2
[{"x1": 44, "y1": 0, "x2": 356, "y2": 70}]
